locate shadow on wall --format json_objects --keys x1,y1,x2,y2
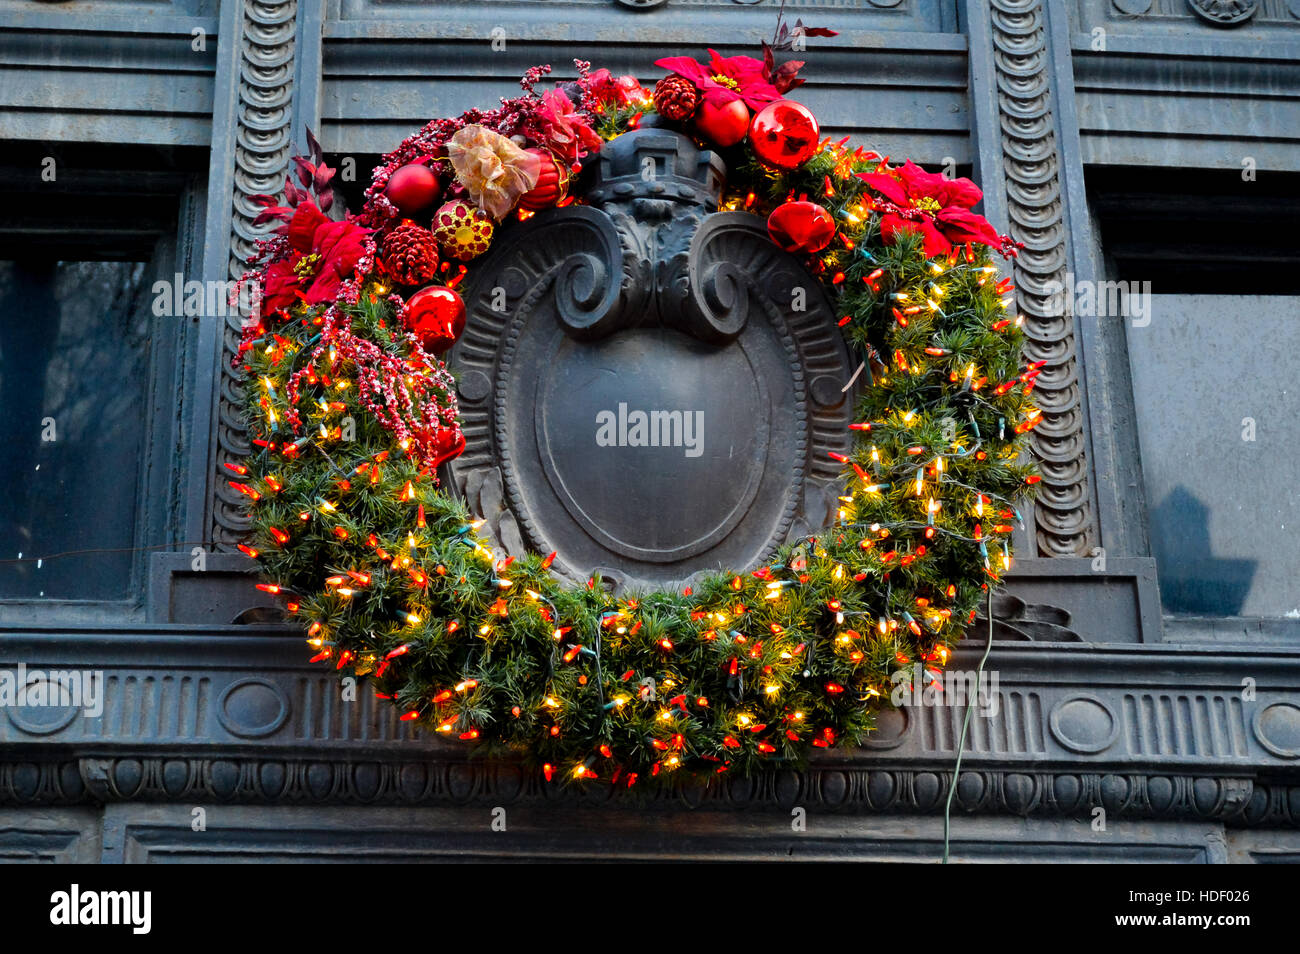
[{"x1": 1150, "y1": 485, "x2": 1257, "y2": 616}]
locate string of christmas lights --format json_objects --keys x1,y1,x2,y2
[{"x1": 235, "y1": 56, "x2": 1039, "y2": 786}]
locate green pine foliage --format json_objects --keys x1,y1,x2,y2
[{"x1": 238, "y1": 142, "x2": 1038, "y2": 787}]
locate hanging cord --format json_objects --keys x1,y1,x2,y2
[{"x1": 942, "y1": 587, "x2": 994, "y2": 864}]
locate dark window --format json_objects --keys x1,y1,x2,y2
[{"x1": 0, "y1": 260, "x2": 154, "y2": 600}]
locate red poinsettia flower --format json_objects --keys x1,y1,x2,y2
[
  {"x1": 654, "y1": 49, "x2": 782, "y2": 111},
  {"x1": 525, "y1": 88, "x2": 603, "y2": 166},
  {"x1": 262, "y1": 201, "x2": 372, "y2": 314},
  {"x1": 857, "y1": 160, "x2": 1001, "y2": 257}
]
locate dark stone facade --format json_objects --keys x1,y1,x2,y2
[{"x1": 1, "y1": 0, "x2": 1298, "y2": 862}]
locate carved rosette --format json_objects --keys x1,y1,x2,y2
[
  {"x1": 1187, "y1": 0, "x2": 1258, "y2": 25},
  {"x1": 212, "y1": 0, "x2": 299, "y2": 548},
  {"x1": 990, "y1": 0, "x2": 1093, "y2": 557},
  {"x1": 447, "y1": 128, "x2": 854, "y2": 588}
]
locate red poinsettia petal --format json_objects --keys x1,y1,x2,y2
[
  {"x1": 707, "y1": 50, "x2": 767, "y2": 85},
  {"x1": 313, "y1": 220, "x2": 371, "y2": 274},
  {"x1": 895, "y1": 161, "x2": 953, "y2": 202},
  {"x1": 706, "y1": 50, "x2": 782, "y2": 108},
  {"x1": 857, "y1": 171, "x2": 909, "y2": 207},
  {"x1": 935, "y1": 207, "x2": 1000, "y2": 248},
  {"x1": 654, "y1": 56, "x2": 711, "y2": 88},
  {"x1": 915, "y1": 218, "x2": 954, "y2": 258},
  {"x1": 876, "y1": 213, "x2": 910, "y2": 246},
  {"x1": 577, "y1": 123, "x2": 603, "y2": 156},
  {"x1": 699, "y1": 85, "x2": 744, "y2": 111},
  {"x1": 304, "y1": 270, "x2": 343, "y2": 305},
  {"x1": 286, "y1": 201, "x2": 328, "y2": 252},
  {"x1": 932, "y1": 174, "x2": 984, "y2": 211},
  {"x1": 261, "y1": 261, "x2": 300, "y2": 314},
  {"x1": 738, "y1": 83, "x2": 782, "y2": 110},
  {"x1": 316, "y1": 222, "x2": 361, "y2": 271},
  {"x1": 879, "y1": 214, "x2": 952, "y2": 258}
]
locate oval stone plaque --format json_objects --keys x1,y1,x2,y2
[
  {"x1": 536, "y1": 325, "x2": 771, "y2": 562},
  {"x1": 448, "y1": 129, "x2": 852, "y2": 587}
]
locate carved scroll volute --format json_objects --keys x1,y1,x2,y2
[
  {"x1": 459, "y1": 204, "x2": 639, "y2": 343},
  {"x1": 673, "y1": 211, "x2": 795, "y2": 344},
  {"x1": 447, "y1": 129, "x2": 855, "y2": 588},
  {"x1": 546, "y1": 206, "x2": 643, "y2": 341}
]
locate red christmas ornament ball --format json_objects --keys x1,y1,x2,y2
[
  {"x1": 518, "y1": 149, "x2": 569, "y2": 211},
  {"x1": 694, "y1": 97, "x2": 750, "y2": 148},
  {"x1": 405, "y1": 285, "x2": 466, "y2": 355},
  {"x1": 749, "y1": 100, "x2": 821, "y2": 171},
  {"x1": 423, "y1": 425, "x2": 467, "y2": 470},
  {"x1": 384, "y1": 163, "x2": 441, "y2": 215},
  {"x1": 433, "y1": 427, "x2": 466, "y2": 469},
  {"x1": 767, "y1": 201, "x2": 836, "y2": 255}
]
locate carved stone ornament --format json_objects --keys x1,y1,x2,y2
[
  {"x1": 990, "y1": 0, "x2": 1093, "y2": 557},
  {"x1": 1187, "y1": 0, "x2": 1259, "y2": 25},
  {"x1": 446, "y1": 128, "x2": 854, "y2": 589},
  {"x1": 213, "y1": 0, "x2": 299, "y2": 549}
]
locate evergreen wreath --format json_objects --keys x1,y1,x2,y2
[{"x1": 235, "y1": 46, "x2": 1039, "y2": 786}]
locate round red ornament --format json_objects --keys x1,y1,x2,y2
[
  {"x1": 614, "y1": 75, "x2": 644, "y2": 106},
  {"x1": 426, "y1": 428, "x2": 467, "y2": 473},
  {"x1": 693, "y1": 98, "x2": 750, "y2": 148},
  {"x1": 749, "y1": 100, "x2": 821, "y2": 171},
  {"x1": 767, "y1": 201, "x2": 836, "y2": 255},
  {"x1": 517, "y1": 149, "x2": 568, "y2": 211},
  {"x1": 404, "y1": 285, "x2": 466, "y2": 355},
  {"x1": 384, "y1": 163, "x2": 440, "y2": 215},
  {"x1": 431, "y1": 200, "x2": 494, "y2": 261}
]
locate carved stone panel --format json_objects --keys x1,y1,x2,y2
[{"x1": 447, "y1": 129, "x2": 853, "y2": 588}]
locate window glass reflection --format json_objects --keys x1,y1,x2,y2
[{"x1": 0, "y1": 260, "x2": 152, "y2": 601}]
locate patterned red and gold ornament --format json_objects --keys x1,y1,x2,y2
[
  {"x1": 404, "y1": 285, "x2": 466, "y2": 355},
  {"x1": 380, "y1": 220, "x2": 440, "y2": 286},
  {"x1": 767, "y1": 200, "x2": 836, "y2": 254},
  {"x1": 749, "y1": 100, "x2": 821, "y2": 171},
  {"x1": 431, "y1": 199, "x2": 494, "y2": 261},
  {"x1": 652, "y1": 75, "x2": 699, "y2": 121},
  {"x1": 384, "y1": 162, "x2": 441, "y2": 216},
  {"x1": 517, "y1": 148, "x2": 569, "y2": 211}
]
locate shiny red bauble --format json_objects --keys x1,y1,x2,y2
[
  {"x1": 384, "y1": 163, "x2": 441, "y2": 215},
  {"x1": 767, "y1": 201, "x2": 836, "y2": 255},
  {"x1": 404, "y1": 285, "x2": 466, "y2": 355},
  {"x1": 517, "y1": 148, "x2": 569, "y2": 211},
  {"x1": 694, "y1": 98, "x2": 750, "y2": 148},
  {"x1": 426, "y1": 426, "x2": 466, "y2": 470},
  {"x1": 749, "y1": 100, "x2": 821, "y2": 171}
]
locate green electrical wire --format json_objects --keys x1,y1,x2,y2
[{"x1": 942, "y1": 587, "x2": 994, "y2": 864}]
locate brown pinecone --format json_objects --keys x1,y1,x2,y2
[
  {"x1": 653, "y1": 75, "x2": 699, "y2": 122},
  {"x1": 381, "y1": 220, "x2": 440, "y2": 286}
]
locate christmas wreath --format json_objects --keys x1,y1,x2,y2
[{"x1": 235, "y1": 38, "x2": 1040, "y2": 785}]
